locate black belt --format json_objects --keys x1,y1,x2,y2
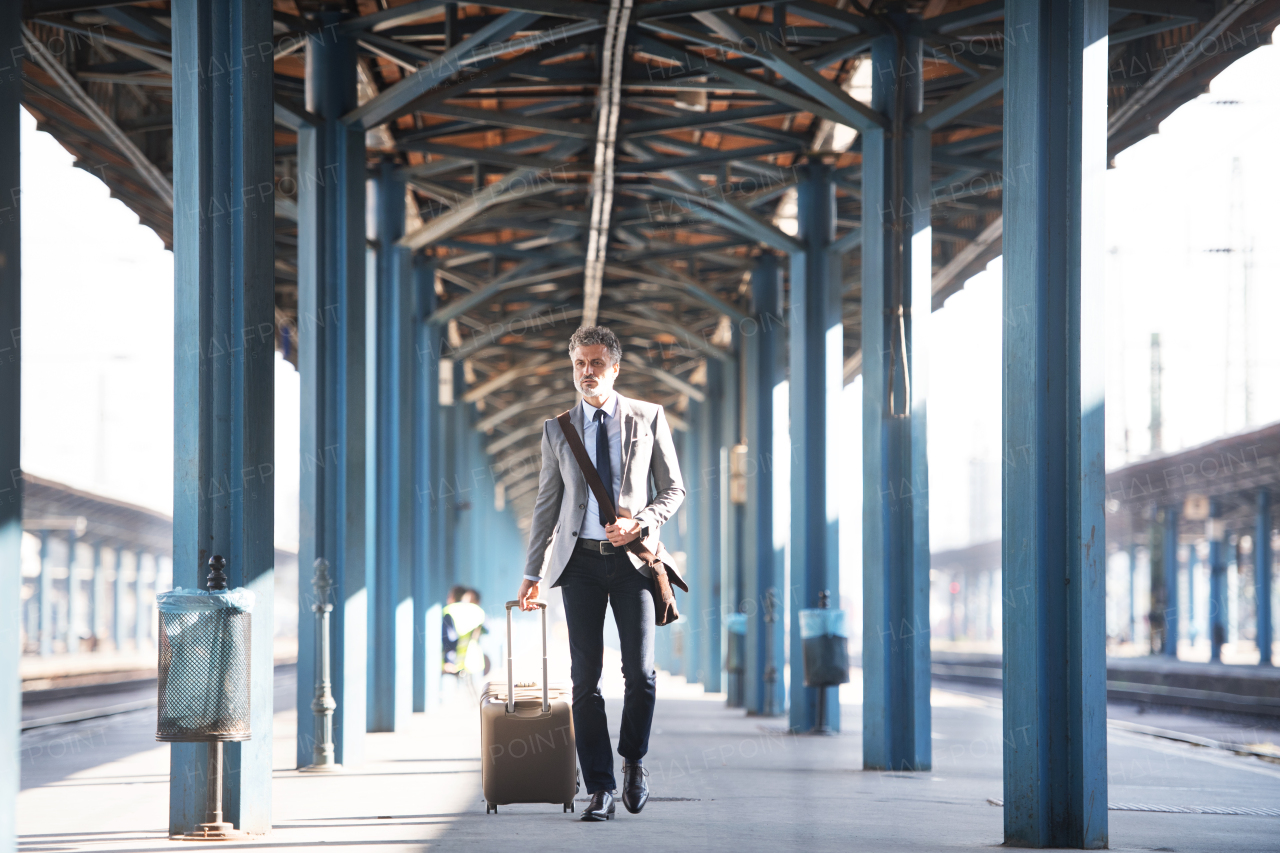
[{"x1": 576, "y1": 537, "x2": 617, "y2": 555}]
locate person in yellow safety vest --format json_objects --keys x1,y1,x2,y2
[{"x1": 442, "y1": 590, "x2": 487, "y2": 675}]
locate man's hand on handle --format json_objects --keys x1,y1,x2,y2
[
  {"x1": 605, "y1": 517, "x2": 642, "y2": 547},
  {"x1": 518, "y1": 578, "x2": 541, "y2": 611}
]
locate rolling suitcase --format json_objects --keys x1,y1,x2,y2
[{"x1": 480, "y1": 600, "x2": 578, "y2": 814}]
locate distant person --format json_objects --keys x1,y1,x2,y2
[
  {"x1": 442, "y1": 585, "x2": 468, "y2": 674},
  {"x1": 518, "y1": 325, "x2": 685, "y2": 821},
  {"x1": 443, "y1": 587, "x2": 486, "y2": 676}
]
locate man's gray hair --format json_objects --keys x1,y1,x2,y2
[{"x1": 568, "y1": 325, "x2": 622, "y2": 365}]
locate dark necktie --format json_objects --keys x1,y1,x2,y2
[{"x1": 593, "y1": 408, "x2": 614, "y2": 525}]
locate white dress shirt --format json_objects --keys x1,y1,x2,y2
[
  {"x1": 578, "y1": 394, "x2": 623, "y2": 541},
  {"x1": 523, "y1": 394, "x2": 624, "y2": 582}
]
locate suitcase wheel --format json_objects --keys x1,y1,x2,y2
[
  {"x1": 564, "y1": 802, "x2": 574, "y2": 813},
  {"x1": 486, "y1": 803, "x2": 496, "y2": 815}
]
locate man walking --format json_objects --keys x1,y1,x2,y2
[{"x1": 518, "y1": 326, "x2": 685, "y2": 821}]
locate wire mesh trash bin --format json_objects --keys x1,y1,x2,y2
[
  {"x1": 156, "y1": 584, "x2": 254, "y2": 741},
  {"x1": 799, "y1": 597, "x2": 849, "y2": 734},
  {"x1": 157, "y1": 555, "x2": 253, "y2": 841}
]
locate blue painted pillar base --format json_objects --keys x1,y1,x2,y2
[
  {"x1": 860, "y1": 25, "x2": 932, "y2": 770},
  {"x1": 743, "y1": 254, "x2": 786, "y2": 717},
  {"x1": 170, "y1": 0, "x2": 275, "y2": 834},
  {"x1": 788, "y1": 163, "x2": 842, "y2": 734},
  {"x1": 1001, "y1": 0, "x2": 1109, "y2": 847}
]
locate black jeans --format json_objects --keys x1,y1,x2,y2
[{"x1": 555, "y1": 547, "x2": 656, "y2": 794}]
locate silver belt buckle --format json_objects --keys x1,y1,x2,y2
[{"x1": 597, "y1": 539, "x2": 612, "y2": 555}]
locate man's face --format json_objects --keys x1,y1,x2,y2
[{"x1": 571, "y1": 344, "x2": 619, "y2": 399}]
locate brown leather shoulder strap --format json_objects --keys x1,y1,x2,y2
[{"x1": 556, "y1": 411, "x2": 618, "y2": 523}]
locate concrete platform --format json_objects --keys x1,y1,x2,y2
[{"x1": 17, "y1": 664, "x2": 1280, "y2": 853}]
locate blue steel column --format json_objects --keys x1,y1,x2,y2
[
  {"x1": 370, "y1": 160, "x2": 414, "y2": 731},
  {"x1": 682, "y1": 400, "x2": 704, "y2": 685},
  {"x1": 1256, "y1": 490, "x2": 1272, "y2": 665},
  {"x1": 297, "y1": 15, "x2": 368, "y2": 767},
  {"x1": 112, "y1": 548, "x2": 125, "y2": 650},
  {"x1": 412, "y1": 259, "x2": 440, "y2": 710},
  {"x1": 0, "y1": 10, "x2": 21, "y2": 844},
  {"x1": 696, "y1": 365, "x2": 723, "y2": 692},
  {"x1": 91, "y1": 543, "x2": 105, "y2": 646},
  {"x1": 135, "y1": 551, "x2": 148, "y2": 649},
  {"x1": 1163, "y1": 507, "x2": 1179, "y2": 657},
  {"x1": 1209, "y1": 497, "x2": 1226, "y2": 663},
  {"x1": 170, "y1": 0, "x2": 276, "y2": 834},
  {"x1": 38, "y1": 531, "x2": 51, "y2": 655},
  {"x1": 789, "y1": 161, "x2": 843, "y2": 733},
  {"x1": 1002, "y1": 0, "x2": 1108, "y2": 847},
  {"x1": 861, "y1": 24, "x2": 932, "y2": 768},
  {"x1": 67, "y1": 531, "x2": 80, "y2": 653},
  {"x1": 744, "y1": 255, "x2": 786, "y2": 716}
]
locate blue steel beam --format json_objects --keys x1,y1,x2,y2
[
  {"x1": 1209, "y1": 497, "x2": 1226, "y2": 663},
  {"x1": 861, "y1": 24, "x2": 932, "y2": 771},
  {"x1": 1258, "y1": 490, "x2": 1273, "y2": 666},
  {"x1": 0, "y1": 9, "x2": 18, "y2": 842},
  {"x1": 170, "y1": 0, "x2": 276, "y2": 834},
  {"x1": 413, "y1": 259, "x2": 442, "y2": 712},
  {"x1": 1001, "y1": 0, "x2": 1108, "y2": 847},
  {"x1": 297, "y1": 15, "x2": 369, "y2": 769},
  {"x1": 788, "y1": 162, "x2": 842, "y2": 734},
  {"x1": 1163, "y1": 506, "x2": 1179, "y2": 657},
  {"x1": 370, "y1": 161, "x2": 416, "y2": 732},
  {"x1": 344, "y1": 11, "x2": 539, "y2": 130},
  {"x1": 743, "y1": 254, "x2": 786, "y2": 717}
]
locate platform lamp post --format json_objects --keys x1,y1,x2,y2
[{"x1": 302, "y1": 558, "x2": 339, "y2": 771}]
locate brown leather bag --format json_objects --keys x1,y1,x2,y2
[{"x1": 556, "y1": 411, "x2": 686, "y2": 626}]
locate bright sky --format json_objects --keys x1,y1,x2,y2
[
  {"x1": 19, "y1": 107, "x2": 301, "y2": 549},
  {"x1": 18, "y1": 43, "x2": 1280, "y2": 559}
]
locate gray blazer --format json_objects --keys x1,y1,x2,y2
[{"x1": 523, "y1": 393, "x2": 685, "y2": 588}]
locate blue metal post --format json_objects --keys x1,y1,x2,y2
[
  {"x1": 170, "y1": 0, "x2": 276, "y2": 834},
  {"x1": 1256, "y1": 490, "x2": 1272, "y2": 665},
  {"x1": 413, "y1": 259, "x2": 440, "y2": 711},
  {"x1": 698, "y1": 359, "x2": 724, "y2": 693},
  {"x1": 66, "y1": 531, "x2": 80, "y2": 653},
  {"x1": 135, "y1": 551, "x2": 148, "y2": 649},
  {"x1": 744, "y1": 254, "x2": 786, "y2": 716},
  {"x1": 38, "y1": 531, "x2": 52, "y2": 656},
  {"x1": 1002, "y1": 0, "x2": 1108, "y2": 846},
  {"x1": 1162, "y1": 507, "x2": 1178, "y2": 657},
  {"x1": 1127, "y1": 543, "x2": 1137, "y2": 643},
  {"x1": 1209, "y1": 497, "x2": 1226, "y2": 663},
  {"x1": 789, "y1": 162, "x2": 842, "y2": 734},
  {"x1": 861, "y1": 24, "x2": 931, "y2": 767},
  {"x1": 112, "y1": 548, "x2": 125, "y2": 651},
  {"x1": 1186, "y1": 541, "x2": 1198, "y2": 645},
  {"x1": 0, "y1": 14, "x2": 20, "y2": 844},
  {"x1": 297, "y1": 13, "x2": 369, "y2": 767},
  {"x1": 370, "y1": 160, "x2": 415, "y2": 731},
  {"x1": 683, "y1": 400, "x2": 704, "y2": 686},
  {"x1": 91, "y1": 543, "x2": 105, "y2": 645}
]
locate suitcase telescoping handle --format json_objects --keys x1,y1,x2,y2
[{"x1": 504, "y1": 600, "x2": 549, "y2": 713}]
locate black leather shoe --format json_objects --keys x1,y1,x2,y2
[
  {"x1": 621, "y1": 762, "x2": 649, "y2": 814},
  {"x1": 580, "y1": 790, "x2": 615, "y2": 821}
]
